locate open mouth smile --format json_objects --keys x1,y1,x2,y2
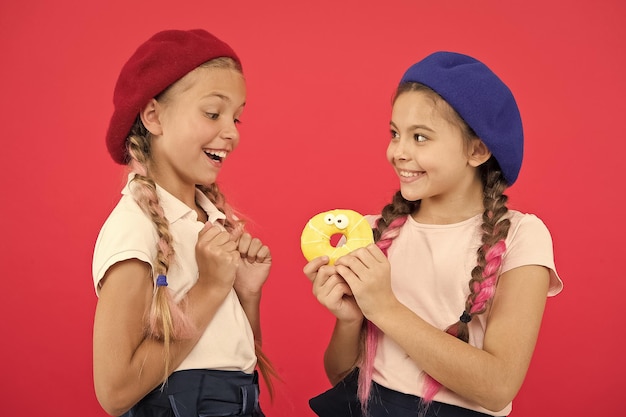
[{"x1": 204, "y1": 149, "x2": 228, "y2": 163}]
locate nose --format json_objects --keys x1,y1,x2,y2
[
  {"x1": 392, "y1": 137, "x2": 410, "y2": 160},
  {"x1": 220, "y1": 119, "x2": 240, "y2": 142}
]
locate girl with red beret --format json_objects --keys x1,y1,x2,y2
[
  {"x1": 92, "y1": 29, "x2": 274, "y2": 417},
  {"x1": 304, "y1": 52, "x2": 563, "y2": 417}
]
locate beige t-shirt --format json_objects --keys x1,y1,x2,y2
[
  {"x1": 370, "y1": 211, "x2": 563, "y2": 416},
  {"x1": 92, "y1": 174, "x2": 256, "y2": 373}
]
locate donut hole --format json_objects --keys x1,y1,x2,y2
[{"x1": 330, "y1": 233, "x2": 346, "y2": 247}]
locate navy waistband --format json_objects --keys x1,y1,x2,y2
[
  {"x1": 310, "y1": 369, "x2": 504, "y2": 417},
  {"x1": 124, "y1": 369, "x2": 262, "y2": 417}
]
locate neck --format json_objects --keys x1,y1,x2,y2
[{"x1": 413, "y1": 181, "x2": 485, "y2": 225}]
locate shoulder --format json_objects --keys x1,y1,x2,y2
[
  {"x1": 99, "y1": 195, "x2": 156, "y2": 238},
  {"x1": 506, "y1": 210, "x2": 553, "y2": 242},
  {"x1": 92, "y1": 195, "x2": 157, "y2": 293},
  {"x1": 503, "y1": 210, "x2": 563, "y2": 295}
]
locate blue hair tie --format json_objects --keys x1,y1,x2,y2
[
  {"x1": 460, "y1": 311, "x2": 472, "y2": 323},
  {"x1": 156, "y1": 274, "x2": 168, "y2": 287}
]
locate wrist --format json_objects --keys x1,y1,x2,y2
[
  {"x1": 336, "y1": 315, "x2": 364, "y2": 329},
  {"x1": 236, "y1": 288, "x2": 262, "y2": 305},
  {"x1": 366, "y1": 297, "x2": 405, "y2": 328},
  {"x1": 193, "y1": 275, "x2": 232, "y2": 300}
]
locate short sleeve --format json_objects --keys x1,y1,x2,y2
[
  {"x1": 503, "y1": 214, "x2": 563, "y2": 296},
  {"x1": 92, "y1": 200, "x2": 157, "y2": 296}
]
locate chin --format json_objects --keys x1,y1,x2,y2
[{"x1": 399, "y1": 187, "x2": 422, "y2": 202}]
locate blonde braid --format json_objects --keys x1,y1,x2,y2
[{"x1": 126, "y1": 121, "x2": 195, "y2": 384}]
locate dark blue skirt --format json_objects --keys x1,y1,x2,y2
[
  {"x1": 122, "y1": 369, "x2": 264, "y2": 417},
  {"x1": 309, "y1": 369, "x2": 505, "y2": 417}
]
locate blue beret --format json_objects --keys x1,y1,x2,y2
[{"x1": 400, "y1": 52, "x2": 523, "y2": 185}]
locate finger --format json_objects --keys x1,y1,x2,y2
[
  {"x1": 197, "y1": 226, "x2": 223, "y2": 246},
  {"x1": 230, "y1": 225, "x2": 244, "y2": 242},
  {"x1": 253, "y1": 244, "x2": 271, "y2": 263},
  {"x1": 237, "y1": 232, "x2": 252, "y2": 253},
  {"x1": 303, "y1": 256, "x2": 330, "y2": 280},
  {"x1": 335, "y1": 252, "x2": 368, "y2": 275},
  {"x1": 367, "y1": 243, "x2": 388, "y2": 263},
  {"x1": 327, "y1": 274, "x2": 353, "y2": 297},
  {"x1": 198, "y1": 221, "x2": 215, "y2": 237},
  {"x1": 313, "y1": 273, "x2": 343, "y2": 298},
  {"x1": 335, "y1": 264, "x2": 361, "y2": 286},
  {"x1": 236, "y1": 234, "x2": 263, "y2": 263},
  {"x1": 222, "y1": 239, "x2": 239, "y2": 253},
  {"x1": 351, "y1": 246, "x2": 378, "y2": 269},
  {"x1": 312, "y1": 266, "x2": 337, "y2": 290},
  {"x1": 247, "y1": 239, "x2": 265, "y2": 263},
  {"x1": 212, "y1": 231, "x2": 234, "y2": 246}
]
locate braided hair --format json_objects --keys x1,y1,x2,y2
[
  {"x1": 124, "y1": 57, "x2": 277, "y2": 394},
  {"x1": 357, "y1": 82, "x2": 511, "y2": 413}
]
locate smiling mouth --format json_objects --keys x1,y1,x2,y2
[
  {"x1": 205, "y1": 150, "x2": 228, "y2": 162},
  {"x1": 399, "y1": 170, "x2": 421, "y2": 178}
]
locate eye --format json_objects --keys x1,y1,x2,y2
[
  {"x1": 234, "y1": 118, "x2": 242, "y2": 125},
  {"x1": 415, "y1": 134, "x2": 427, "y2": 142},
  {"x1": 206, "y1": 113, "x2": 219, "y2": 120},
  {"x1": 390, "y1": 129, "x2": 399, "y2": 140},
  {"x1": 334, "y1": 214, "x2": 349, "y2": 230},
  {"x1": 324, "y1": 214, "x2": 335, "y2": 225}
]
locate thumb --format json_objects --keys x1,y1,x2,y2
[
  {"x1": 198, "y1": 220, "x2": 214, "y2": 236},
  {"x1": 230, "y1": 224, "x2": 244, "y2": 242}
]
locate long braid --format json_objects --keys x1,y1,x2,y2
[
  {"x1": 131, "y1": 56, "x2": 277, "y2": 394},
  {"x1": 357, "y1": 191, "x2": 418, "y2": 414},
  {"x1": 422, "y1": 161, "x2": 511, "y2": 403},
  {"x1": 126, "y1": 123, "x2": 195, "y2": 385}
]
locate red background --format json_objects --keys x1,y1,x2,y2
[{"x1": 1, "y1": 1, "x2": 624, "y2": 415}]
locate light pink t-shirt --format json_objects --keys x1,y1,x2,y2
[
  {"x1": 92, "y1": 174, "x2": 257, "y2": 374},
  {"x1": 370, "y1": 211, "x2": 562, "y2": 416}
]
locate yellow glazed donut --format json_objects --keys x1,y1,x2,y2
[{"x1": 301, "y1": 209, "x2": 374, "y2": 265}]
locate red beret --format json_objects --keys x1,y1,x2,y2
[{"x1": 105, "y1": 29, "x2": 241, "y2": 164}]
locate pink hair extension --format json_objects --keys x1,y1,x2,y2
[
  {"x1": 421, "y1": 374, "x2": 442, "y2": 411},
  {"x1": 128, "y1": 167, "x2": 197, "y2": 342},
  {"x1": 470, "y1": 240, "x2": 506, "y2": 314},
  {"x1": 357, "y1": 215, "x2": 408, "y2": 414},
  {"x1": 421, "y1": 239, "x2": 507, "y2": 403},
  {"x1": 147, "y1": 239, "x2": 196, "y2": 340},
  {"x1": 135, "y1": 185, "x2": 166, "y2": 220},
  {"x1": 157, "y1": 237, "x2": 172, "y2": 260},
  {"x1": 375, "y1": 216, "x2": 408, "y2": 255},
  {"x1": 147, "y1": 288, "x2": 197, "y2": 340},
  {"x1": 130, "y1": 159, "x2": 147, "y2": 177},
  {"x1": 357, "y1": 321, "x2": 379, "y2": 415}
]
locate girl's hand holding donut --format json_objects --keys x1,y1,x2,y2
[
  {"x1": 234, "y1": 232, "x2": 272, "y2": 299},
  {"x1": 195, "y1": 221, "x2": 241, "y2": 294},
  {"x1": 300, "y1": 209, "x2": 374, "y2": 265},
  {"x1": 304, "y1": 256, "x2": 364, "y2": 324},
  {"x1": 334, "y1": 244, "x2": 397, "y2": 320}
]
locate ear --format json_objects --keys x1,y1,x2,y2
[
  {"x1": 468, "y1": 139, "x2": 492, "y2": 167},
  {"x1": 139, "y1": 99, "x2": 163, "y2": 136}
]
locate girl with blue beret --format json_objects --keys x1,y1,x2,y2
[{"x1": 304, "y1": 51, "x2": 563, "y2": 417}]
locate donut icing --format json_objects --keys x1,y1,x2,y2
[{"x1": 300, "y1": 209, "x2": 374, "y2": 265}]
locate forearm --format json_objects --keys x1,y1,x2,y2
[
  {"x1": 368, "y1": 266, "x2": 549, "y2": 411},
  {"x1": 370, "y1": 301, "x2": 525, "y2": 411},
  {"x1": 237, "y1": 291, "x2": 262, "y2": 342},
  {"x1": 94, "y1": 279, "x2": 231, "y2": 416},
  {"x1": 324, "y1": 317, "x2": 363, "y2": 385}
]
